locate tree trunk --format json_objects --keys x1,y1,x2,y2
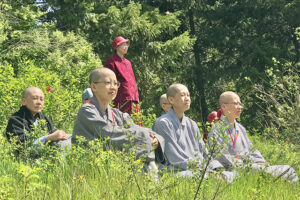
[{"x1": 188, "y1": 8, "x2": 208, "y2": 123}]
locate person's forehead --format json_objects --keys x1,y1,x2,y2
[
  {"x1": 231, "y1": 95, "x2": 240, "y2": 102},
  {"x1": 177, "y1": 85, "x2": 189, "y2": 93},
  {"x1": 28, "y1": 88, "x2": 44, "y2": 96},
  {"x1": 99, "y1": 71, "x2": 117, "y2": 80}
]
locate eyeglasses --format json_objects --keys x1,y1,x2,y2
[
  {"x1": 225, "y1": 102, "x2": 243, "y2": 107},
  {"x1": 94, "y1": 81, "x2": 121, "y2": 88},
  {"x1": 119, "y1": 43, "x2": 129, "y2": 47}
]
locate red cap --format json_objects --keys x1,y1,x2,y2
[
  {"x1": 112, "y1": 36, "x2": 129, "y2": 49},
  {"x1": 207, "y1": 111, "x2": 218, "y2": 123}
]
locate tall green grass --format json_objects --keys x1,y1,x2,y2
[{"x1": 0, "y1": 133, "x2": 299, "y2": 200}]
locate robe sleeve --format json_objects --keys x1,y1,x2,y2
[
  {"x1": 104, "y1": 57, "x2": 116, "y2": 73},
  {"x1": 6, "y1": 116, "x2": 29, "y2": 143},
  {"x1": 116, "y1": 110, "x2": 165, "y2": 161},
  {"x1": 152, "y1": 119, "x2": 191, "y2": 171},
  {"x1": 193, "y1": 124, "x2": 224, "y2": 170},
  {"x1": 6, "y1": 116, "x2": 49, "y2": 152},
  {"x1": 208, "y1": 127, "x2": 243, "y2": 169},
  {"x1": 240, "y1": 126, "x2": 266, "y2": 164},
  {"x1": 73, "y1": 106, "x2": 159, "y2": 160}
]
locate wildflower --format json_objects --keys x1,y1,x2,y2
[{"x1": 46, "y1": 86, "x2": 54, "y2": 92}]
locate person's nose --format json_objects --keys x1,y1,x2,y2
[{"x1": 36, "y1": 99, "x2": 42, "y2": 105}]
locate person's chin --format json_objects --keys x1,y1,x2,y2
[
  {"x1": 235, "y1": 113, "x2": 241, "y2": 118},
  {"x1": 184, "y1": 105, "x2": 190, "y2": 111}
]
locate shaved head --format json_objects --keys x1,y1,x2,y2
[
  {"x1": 219, "y1": 91, "x2": 242, "y2": 122},
  {"x1": 167, "y1": 84, "x2": 188, "y2": 98},
  {"x1": 160, "y1": 94, "x2": 168, "y2": 106},
  {"x1": 219, "y1": 91, "x2": 239, "y2": 106},
  {"x1": 21, "y1": 87, "x2": 44, "y2": 115},
  {"x1": 89, "y1": 67, "x2": 116, "y2": 84},
  {"x1": 22, "y1": 87, "x2": 43, "y2": 99}
]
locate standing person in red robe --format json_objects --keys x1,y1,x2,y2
[{"x1": 104, "y1": 36, "x2": 139, "y2": 115}]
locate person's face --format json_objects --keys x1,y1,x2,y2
[
  {"x1": 22, "y1": 88, "x2": 44, "y2": 116},
  {"x1": 116, "y1": 42, "x2": 129, "y2": 56},
  {"x1": 221, "y1": 95, "x2": 243, "y2": 120},
  {"x1": 91, "y1": 72, "x2": 119, "y2": 104},
  {"x1": 169, "y1": 86, "x2": 191, "y2": 113}
]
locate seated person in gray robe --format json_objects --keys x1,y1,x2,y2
[
  {"x1": 6, "y1": 87, "x2": 71, "y2": 151},
  {"x1": 72, "y1": 68, "x2": 164, "y2": 172},
  {"x1": 152, "y1": 84, "x2": 234, "y2": 180},
  {"x1": 208, "y1": 91, "x2": 298, "y2": 182}
]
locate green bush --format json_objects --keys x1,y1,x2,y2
[
  {"x1": 0, "y1": 62, "x2": 81, "y2": 132},
  {"x1": 253, "y1": 59, "x2": 300, "y2": 144}
]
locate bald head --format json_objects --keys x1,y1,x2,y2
[
  {"x1": 219, "y1": 91, "x2": 243, "y2": 122},
  {"x1": 160, "y1": 94, "x2": 168, "y2": 106},
  {"x1": 219, "y1": 91, "x2": 239, "y2": 106},
  {"x1": 167, "y1": 83, "x2": 188, "y2": 98},
  {"x1": 160, "y1": 93, "x2": 171, "y2": 113},
  {"x1": 22, "y1": 87, "x2": 44, "y2": 116},
  {"x1": 22, "y1": 87, "x2": 43, "y2": 99},
  {"x1": 89, "y1": 67, "x2": 116, "y2": 84}
]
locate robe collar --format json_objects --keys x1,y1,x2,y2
[
  {"x1": 220, "y1": 114, "x2": 237, "y2": 131},
  {"x1": 90, "y1": 96, "x2": 114, "y2": 122},
  {"x1": 168, "y1": 108, "x2": 187, "y2": 127},
  {"x1": 20, "y1": 105, "x2": 42, "y2": 123}
]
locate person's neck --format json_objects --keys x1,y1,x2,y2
[
  {"x1": 173, "y1": 107, "x2": 184, "y2": 122},
  {"x1": 225, "y1": 115, "x2": 236, "y2": 127},
  {"x1": 116, "y1": 52, "x2": 124, "y2": 59},
  {"x1": 25, "y1": 106, "x2": 38, "y2": 117},
  {"x1": 95, "y1": 96, "x2": 109, "y2": 113},
  {"x1": 31, "y1": 112, "x2": 38, "y2": 117}
]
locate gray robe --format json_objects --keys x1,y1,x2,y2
[
  {"x1": 208, "y1": 115, "x2": 298, "y2": 182},
  {"x1": 72, "y1": 97, "x2": 164, "y2": 161},
  {"x1": 152, "y1": 108, "x2": 223, "y2": 172}
]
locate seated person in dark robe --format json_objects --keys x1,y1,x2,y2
[{"x1": 6, "y1": 87, "x2": 71, "y2": 151}]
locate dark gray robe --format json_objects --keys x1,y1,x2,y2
[{"x1": 72, "y1": 97, "x2": 164, "y2": 161}]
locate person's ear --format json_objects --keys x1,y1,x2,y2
[
  {"x1": 90, "y1": 83, "x2": 97, "y2": 92},
  {"x1": 168, "y1": 96, "x2": 174, "y2": 105},
  {"x1": 221, "y1": 103, "x2": 226, "y2": 110},
  {"x1": 22, "y1": 98, "x2": 26, "y2": 106}
]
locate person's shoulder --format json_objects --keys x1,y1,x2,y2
[
  {"x1": 8, "y1": 107, "x2": 24, "y2": 121},
  {"x1": 236, "y1": 121, "x2": 246, "y2": 132},
  {"x1": 78, "y1": 102, "x2": 96, "y2": 114},
  {"x1": 155, "y1": 113, "x2": 173, "y2": 127},
  {"x1": 185, "y1": 116, "x2": 197, "y2": 126}
]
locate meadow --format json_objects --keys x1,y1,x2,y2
[{"x1": 0, "y1": 125, "x2": 299, "y2": 200}]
